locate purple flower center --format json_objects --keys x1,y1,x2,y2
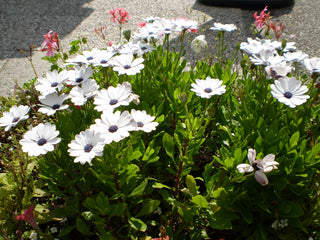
[
  {"x1": 51, "y1": 82, "x2": 58, "y2": 87},
  {"x1": 76, "y1": 78, "x2": 84, "y2": 83},
  {"x1": 204, "y1": 88, "x2": 212, "y2": 93},
  {"x1": 108, "y1": 125, "x2": 118, "y2": 133},
  {"x1": 284, "y1": 92, "x2": 293, "y2": 99},
  {"x1": 137, "y1": 121, "x2": 144, "y2": 127},
  {"x1": 84, "y1": 144, "x2": 93, "y2": 153},
  {"x1": 87, "y1": 56, "x2": 94, "y2": 61},
  {"x1": 109, "y1": 99, "x2": 118, "y2": 105},
  {"x1": 141, "y1": 47, "x2": 147, "y2": 50},
  {"x1": 52, "y1": 104, "x2": 60, "y2": 110},
  {"x1": 100, "y1": 60, "x2": 108, "y2": 64},
  {"x1": 124, "y1": 65, "x2": 131, "y2": 69},
  {"x1": 37, "y1": 138, "x2": 47, "y2": 146},
  {"x1": 252, "y1": 163, "x2": 261, "y2": 171},
  {"x1": 12, "y1": 117, "x2": 20, "y2": 123}
]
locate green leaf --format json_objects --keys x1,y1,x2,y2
[
  {"x1": 129, "y1": 178, "x2": 148, "y2": 197},
  {"x1": 192, "y1": 195, "x2": 208, "y2": 208},
  {"x1": 185, "y1": 175, "x2": 197, "y2": 196},
  {"x1": 128, "y1": 217, "x2": 147, "y2": 232},
  {"x1": 76, "y1": 217, "x2": 93, "y2": 236},
  {"x1": 289, "y1": 131, "x2": 300, "y2": 149},
  {"x1": 152, "y1": 182, "x2": 171, "y2": 189},
  {"x1": 107, "y1": 203, "x2": 127, "y2": 217},
  {"x1": 162, "y1": 132, "x2": 175, "y2": 159},
  {"x1": 136, "y1": 199, "x2": 160, "y2": 217}
]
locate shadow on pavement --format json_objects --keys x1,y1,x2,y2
[{"x1": 0, "y1": 0, "x2": 94, "y2": 60}]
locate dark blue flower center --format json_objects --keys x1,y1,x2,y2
[
  {"x1": 109, "y1": 99, "x2": 118, "y2": 105},
  {"x1": 84, "y1": 144, "x2": 93, "y2": 153},
  {"x1": 141, "y1": 47, "x2": 147, "y2": 50},
  {"x1": 76, "y1": 78, "x2": 84, "y2": 83},
  {"x1": 165, "y1": 28, "x2": 170, "y2": 32},
  {"x1": 100, "y1": 60, "x2": 108, "y2": 64},
  {"x1": 12, "y1": 117, "x2": 20, "y2": 123},
  {"x1": 51, "y1": 82, "x2": 58, "y2": 87},
  {"x1": 52, "y1": 104, "x2": 60, "y2": 110},
  {"x1": 108, "y1": 125, "x2": 118, "y2": 133},
  {"x1": 252, "y1": 163, "x2": 261, "y2": 171},
  {"x1": 284, "y1": 92, "x2": 293, "y2": 99},
  {"x1": 137, "y1": 121, "x2": 144, "y2": 127},
  {"x1": 124, "y1": 65, "x2": 131, "y2": 69},
  {"x1": 87, "y1": 56, "x2": 94, "y2": 61},
  {"x1": 204, "y1": 88, "x2": 212, "y2": 93},
  {"x1": 37, "y1": 138, "x2": 47, "y2": 146}
]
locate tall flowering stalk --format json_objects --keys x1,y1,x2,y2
[{"x1": 109, "y1": 7, "x2": 130, "y2": 42}]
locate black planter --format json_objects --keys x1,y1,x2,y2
[{"x1": 198, "y1": 0, "x2": 294, "y2": 8}]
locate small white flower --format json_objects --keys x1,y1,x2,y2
[
  {"x1": 29, "y1": 231, "x2": 38, "y2": 240},
  {"x1": 50, "y1": 226, "x2": 58, "y2": 233},
  {"x1": 132, "y1": 23, "x2": 162, "y2": 42},
  {"x1": 91, "y1": 111, "x2": 135, "y2": 144},
  {"x1": 210, "y1": 23, "x2": 237, "y2": 32},
  {"x1": 0, "y1": 105, "x2": 30, "y2": 131},
  {"x1": 270, "y1": 77, "x2": 310, "y2": 108},
  {"x1": 237, "y1": 149, "x2": 278, "y2": 186},
  {"x1": 130, "y1": 109, "x2": 158, "y2": 133},
  {"x1": 68, "y1": 129, "x2": 105, "y2": 165},
  {"x1": 191, "y1": 77, "x2": 226, "y2": 98},
  {"x1": 65, "y1": 48, "x2": 100, "y2": 65},
  {"x1": 70, "y1": 79, "x2": 99, "y2": 106},
  {"x1": 66, "y1": 65, "x2": 94, "y2": 86},
  {"x1": 191, "y1": 35, "x2": 207, "y2": 54},
  {"x1": 154, "y1": 18, "x2": 175, "y2": 35},
  {"x1": 20, "y1": 123, "x2": 61, "y2": 157},
  {"x1": 133, "y1": 41, "x2": 156, "y2": 56},
  {"x1": 38, "y1": 92, "x2": 69, "y2": 116},
  {"x1": 250, "y1": 48, "x2": 284, "y2": 66},
  {"x1": 94, "y1": 82, "x2": 133, "y2": 112},
  {"x1": 112, "y1": 54, "x2": 144, "y2": 75},
  {"x1": 304, "y1": 57, "x2": 320, "y2": 73},
  {"x1": 36, "y1": 70, "x2": 68, "y2": 96},
  {"x1": 92, "y1": 50, "x2": 115, "y2": 67}
]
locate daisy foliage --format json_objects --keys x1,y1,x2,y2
[{"x1": 2, "y1": 7, "x2": 320, "y2": 240}]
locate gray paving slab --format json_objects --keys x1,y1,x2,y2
[{"x1": 0, "y1": 0, "x2": 319, "y2": 96}]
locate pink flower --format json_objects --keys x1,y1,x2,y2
[
  {"x1": 41, "y1": 30, "x2": 60, "y2": 57},
  {"x1": 270, "y1": 22, "x2": 286, "y2": 40},
  {"x1": 254, "y1": 6, "x2": 270, "y2": 28},
  {"x1": 137, "y1": 22, "x2": 146, "y2": 28},
  {"x1": 109, "y1": 8, "x2": 130, "y2": 25},
  {"x1": 16, "y1": 205, "x2": 39, "y2": 229}
]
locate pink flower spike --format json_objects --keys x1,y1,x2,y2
[
  {"x1": 254, "y1": 6, "x2": 270, "y2": 28},
  {"x1": 16, "y1": 205, "x2": 39, "y2": 229}
]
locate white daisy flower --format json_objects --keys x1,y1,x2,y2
[
  {"x1": 303, "y1": 57, "x2": 320, "y2": 73},
  {"x1": 0, "y1": 105, "x2": 30, "y2": 131},
  {"x1": 132, "y1": 23, "x2": 163, "y2": 43},
  {"x1": 36, "y1": 70, "x2": 68, "y2": 96},
  {"x1": 19, "y1": 123, "x2": 61, "y2": 157},
  {"x1": 112, "y1": 54, "x2": 144, "y2": 75},
  {"x1": 240, "y1": 38, "x2": 276, "y2": 56},
  {"x1": 38, "y1": 92, "x2": 70, "y2": 116},
  {"x1": 69, "y1": 79, "x2": 99, "y2": 106},
  {"x1": 250, "y1": 48, "x2": 284, "y2": 66},
  {"x1": 130, "y1": 109, "x2": 158, "y2": 133},
  {"x1": 265, "y1": 62, "x2": 292, "y2": 79},
  {"x1": 91, "y1": 111, "x2": 135, "y2": 144},
  {"x1": 191, "y1": 77, "x2": 226, "y2": 98},
  {"x1": 65, "y1": 48, "x2": 100, "y2": 65},
  {"x1": 270, "y1": 77, "x2": 310, "y2": 108},
  {"x1": 210, "y1": 23, "x2": 237, "y2": 32},
  {"x1": 283, "y1": 50, "x2": 308, "y2": 63},
  {"x1": 154, "y1": 18, "x2": 175, "y2": 35},
  {"x1": 191, "y1": 35, "x2": 207, "y2": 54},
  {"x1": 92, "y1": 50, "x2": 115, "y2": 67},
  {"x1": 94, "y1": 82, "x2": 132, "y2": 112},
  {"x1": 237, "y1": 149, "x2": 278, "y2": 186},
  {"x1": 133, "y1": 41, "x2": 156, "y2": 56},
  {"x1": 66, "y1": 65, "x2": 94, "y2": 86},
  {"x1": 172, "y1": 18, "x2": 198, "y2": 32},
  {"x1": 68, "y1": 129, "x2": 105, "y2": 165}
]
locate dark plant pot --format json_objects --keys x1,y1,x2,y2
[{"x1": 198, "y1": 0, "x2": 294, "y2": 8}]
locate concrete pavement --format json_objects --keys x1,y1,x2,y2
[{"x1": 0, "y1": 0, "x2": 319, "y2": 96}]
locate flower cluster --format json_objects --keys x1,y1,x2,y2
[
  {"x1": 41, "y1": 30, "x2": 60, "y2": 57},
  {"x1": 110, "y1": 8, "x2": 130, "y2": 25}
]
